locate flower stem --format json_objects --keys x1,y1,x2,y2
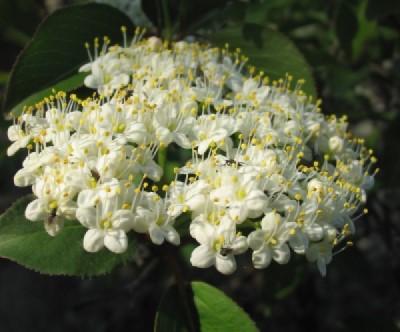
[
  {"x1": 164, "y1": 247, "x2": 197, "y2": 332},
  {"x1": 161, "y1": 0, "x2": 172, "y2": 41}
]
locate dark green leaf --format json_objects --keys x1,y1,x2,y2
[
  {"x1": 9, "y1": 72, "x2": 86, "y2": 116},
  {"x1": 3, "y1": 3, "x2": 134, "y2": 113},
  {"x1": 208, "y1": 25, "x2": 316, "y2": 97},
  {"x1": 0, "y1": 196, "x2": 135, "y2": 276},
  {"x1": 155, "y1": 281, "x2": 258, "y2": 332},
  {"x1": 192, "y1": 281, "x2": 258, "y2": 332}
]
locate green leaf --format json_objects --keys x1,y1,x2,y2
[
  {"x1": 154, "y1": 281, "x2": 258, "y2": 332},
  {"x1": 9, "y1": 72, "x2": 86, "y2": 116},
  {"x1": 208, "y1": 24, "x2": 317, "y2": 97},
  {"x1": 3, "y1": 3, "x2": 134, "y2": 113},
  {"x1": 0, "y1": 196, "x2": 135, "y2": 276},
  {"x1": 192, "y1": 281, "x2": 258, "y2": 332}
]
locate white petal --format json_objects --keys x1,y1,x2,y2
[
  {"x1": 261, "y1": 212, "x2": 279, "y2": 235},
  {"x1": 186, "y1": 195, "x2": 206, "y2": 213},
  {"x1": 132, "y1": 207, "x2": 151, "y2": 233},
  {"x1": 112, "y1": 210, "x2": 134, "y2": 231},
  {"x1": 231, "y1": 235, "x2": 248, "y2": 254},
  {"x1": 216, "y1": 254, "x2": 236, "y2": 275},
  {"x1": 252, "y1": 247, "x2": 272, "y2": 269},
  {"x1": 7, "y1": 141, "x2": 21, "y2": 156},
  {"x1": 164, "y1": 226, "x2": 180, "y2": 246},
  {"x1": 246, "y1": 190, "x2": 267, "y2": 215},
  {"x1": 142, "y1": 160, "x2": 163, "y2": 182},
  {"x1": 197, "y1": 140, "x2": 210, "y2": 155},
  {"x1": 76, "y1": 207, "x2": 97, "y2": 228},
  {"x1": 189, "y1": 220, "x2": 215, "y2": 245},
  {"x1": 25, "y1": 199, "x2": 47, "y2": 221},
  {"x1": 173, "y1": 132, "x2": 191, "y2": 148},
  {"x1": 14, "y1": 168, "x2": 36, "y2": 187},
  {"x1": 247, "y1": 230, "x2": 265, "y2": 250},
  {"x1": 272, "y1": 244, "x2": 290, "y2": 264},
  {"x1": 190, "y1": 245, "x2": 215, "y2": 268},
  {"x1": 211, "y1": 128, "x2": 229, "y2": 142},
  {"x1": 125, "y1": 122, "x2": 147, "y2": 144},
  {"x1": 77, "y1": 189, "x2": 97, "y2": 208},
  {"x1": 83, "y1": 229, "x2": 105, "y2": 253},
  {"x1": 228, "y1": 204, "x2": 248, "y2": 223},
  {"x1": 149, "y1": 225, "x2": 165, "y2": 245},
  {"x1": 317, "y1": 259, "x2": 327, "y2": 277},
  {"x1": 79, "y1": 62, "x2": 92, "y2": 72},
  {"x1": 167, "y1": 204, "x2": 183, "y2": 218},
  {"x1": 305, "y1": 224, "x2": 324, "y2": 241},
  {"x1": 7, "y1": 125, "x2": 20, "y2": 141},
  {"x1": 104, "y1": 230, "x2": 128, "y2": 253},
  {"x1": 289, "y1": 230, "x2": 309, "y2": 254},
  {"x1": 44, "y1": 217, "x2": 64, "y2": 237},
  {"x1": 84, "y1": 74, "x2": 100, "y2": 89},
  {"x1": 156, "y1": 127, "x2": 173, "y2": 145},
  {"x1": 58, "y1": 200, "x2": 77, "y2": 219}
]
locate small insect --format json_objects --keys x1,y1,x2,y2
[
  {"x1": 90, "y1": 169, "x2": 100, "y2": 181},
  {"x1": 224, "y1": 159, "x2": 243, "y2": 167},
  {"x1": 177, "y1": 173, "x2": 198, "y2": 182},
  {"x1": 220, "y1": 247, "x2": 234, "y2": 257},
  {"x1": 47, "y1": 208, "x2": 57, "y2": 224}
]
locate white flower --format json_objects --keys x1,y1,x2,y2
[
  {"x1": 234, "y1": 78, "x2": 269, "y2": 106},
  {"x1": 210, "y1": 168, "x2": 267, "y2": 222},
  {"x1": 167, "y1": 180, "x2": 209, "y2": 217},
  {"x1": 79, "y1": 51, "x2": 130, "y2": 95},
  {"x1": 6, "y1": 34, "x2": 375, "y2": 277},
  {"x1": 190, "y1": 217, "x2": 247, "y2": 274},
  {"x1": 305, "y1": 240, "x2": 333, "y2": 277},
  {"x1": 7, "y1": 124, "x2": 31, "y2": 156},
  {"x1": 13, "y1": 149, "x2": 57, "y2": 187},
  {"x1": 194, "y1": 115, "x2": 235, "y2": 154},
  {"x1": 77, "y1": 178, "x2": 121, "y2": 208},
  {"x1": 152, "y1": 92, "x2": 196, "y2": 148},
  {"x1": 25, "y1": 173, "x2": 77, "y2": 236},
  {"x1": 76, "y1": 199, "x2": 134, "y2": 253},
  {"x1": 248, "y1": 212, "x2": 296, "y2": 268},
  {"x1": 133, "y1": 193, "x2": 180, "y2": 245},
  {"x1": 329, "y1": 136, "x2": 344, "y2": 153}
]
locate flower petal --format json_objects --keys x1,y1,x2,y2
[
  {"x1": 216, "y1": 254, "x2": 236, "y2": 275},
  {"x1": 112, "y1": 210, "x2": 134, "y2": 231},
  {"x1": 252, "y1": 247, "x2": 272, "y2": 269},
  {"x1": 189, "y1": 220, "x2": 215, "y2": 245},
  {"x1": 247, "y1": 230, "x2": 265, "y2": 250},
  {"x1": 149, "y1": 225, "x2": 165, "y2": 245},
  {"x1": 272, "y1": 244, "x2": 290, "y2": 264},
  {"x1": 25, "y1": 199, "x2": 47, "y2": 222},
  {"x1": 83, "y1": 229, "x2": 105, "y2": 253},
  {"x1": 76, "y1": 207, "x2": 97, "y2": 228},
  {"x1": 104, "y1": 230, "x2": 128, "y2": 253},
  {"x1": 164, "y1": 226, "x2": 180, "y2": 246},
  {"x1": 190, "y1": 244, "x2": 215, "y2": 268},
  {"x1": 44, "y1": 217, "x2": 64, "y2": 237}
]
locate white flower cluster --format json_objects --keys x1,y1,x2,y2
[{"x1": 8, "y1": 29, "x2": 377, "y2": 276}]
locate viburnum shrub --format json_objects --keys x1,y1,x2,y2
[
  {"x1": 1, "y1": 3, "x2": 379, "y2": 329},
  {"x1": 7, "y1": 28, "x2": 376, "y2": 277}
]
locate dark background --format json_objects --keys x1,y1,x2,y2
[{"x1": 0, "y1": 0, "x2": 399, "y2": 331}]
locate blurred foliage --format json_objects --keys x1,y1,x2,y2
[{"x1": 0, "y1": 0, "x2": 399, "y2": 331}]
